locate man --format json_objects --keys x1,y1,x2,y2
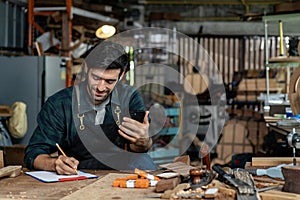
[{"x1": 24, "y1": 41, "x2": 156, "y2": 174}]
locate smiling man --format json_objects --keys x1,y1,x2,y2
[{"x1": 24, "y1": 41, "x2": 156, "y2": 174}]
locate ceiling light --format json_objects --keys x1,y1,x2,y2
[{"x1": 95, "y1": 25, "x2": 116, "y2": 39}]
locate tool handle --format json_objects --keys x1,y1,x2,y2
[
  {"x1": 212, "y1": 165, "x2": 227, "y2": 177},
  {"x1": 246, "y1": 168, "x2": 257, "y2": 175},
  {"x1": 213, "y1": 165, "x2": 241, "y2": 189}
]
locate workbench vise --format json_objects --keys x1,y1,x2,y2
[
  {"x1": 287, "y1": 128, "x2": 300, "y2": 149},
  {"x1": 287, "y1": 128, "x2": 300, "y2": 165}
]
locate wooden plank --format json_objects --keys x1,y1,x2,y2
[
  {"x1": 252, "y1": 157, "x2": 300, "y2": 167},
  {"x1": 61, "y1": 173, "x2": 157, "y2": 200},
  {"x1": 159, "y1": 162, "x2": 195, "y2": 177},
  {"x1": 260, "y1": 190, "x2": 300, "y2": 200},
  {"x1": 155, "y1": 176, "x2": 180, "y2": 192},
  {"x1": 0, "y1": 165, "x2": 22, "y2": 178},
  {"x1": 274, "y1": 2, "x2": 300, "y2": 14},
  {"x1": 0, "y1": 105, "x2": 12, "y2": 117},
  {"x1": 0, "y1": 150, "x2": 3, "y2": 168}
]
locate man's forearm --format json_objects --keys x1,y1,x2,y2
[{"x1": 33, "y1": 154, "x2": 57, "y2": 171}]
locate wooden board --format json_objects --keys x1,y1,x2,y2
[
  {"x1": 260, "y1": 190, "x2": 300, "y2": 200},
  {"x1": 252, "y1": 157, "x2": 300, "y2": 167},
  {"x1": 0, "y1": 150, "x2": 3, "y2": 168},
  {"x1": 274, "y1": 2, "x2": 300, "y2": 13},
  {"x1": 0, "y1": 165, "x2": 22, "y2": 178},
  {"x1": 0, "y1": 105, "x2": 12, "y2": 117},
  {"x1": 159, "y1": 162, "x2": 196, "y2": 177},
  {"x1": 61, "y1": 173, "x2": 159, "y2": 200},
  {"x1": 268, "y1": 56, "x2": 300, "y2": 63}
]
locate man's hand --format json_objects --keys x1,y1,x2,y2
[
  {"x1": 55, "y1": 155, "x2": 79, "y2": 175},
  {"x1": 34, "y1": 154, "x2": 79, "y2": 175},
  {"x1": 118, "y1": 111, "x2": 152, "y2": 152}
]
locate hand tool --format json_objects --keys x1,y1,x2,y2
[
  {"x1": 213, "y1": 165, "x2": 260, "y2": 200},
  {"x1": 213, "y1": 164, "x2": 251, "y2": 194},
  {"x1": 246, "y1": 164, "x2": 286, "y2": 179}
]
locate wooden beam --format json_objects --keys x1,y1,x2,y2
[
  {"x1": 252, "y1": 157, "x2": 300, "y2": 167},
  {"x1": 27, "y1": 0, "x2": 34, "y2": 54},
  {"x1": 61, "y1": 7, "x2": 72, "y2": 87}
]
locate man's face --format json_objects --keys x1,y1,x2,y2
[{"x1": 86, "y1": 68, "x2": 121, "y2": 105}]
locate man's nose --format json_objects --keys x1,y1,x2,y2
[{"x1": 97, "y1": 80, "x2": 106, "y2": 91}]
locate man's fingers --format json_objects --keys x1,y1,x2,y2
[
  {"x1": 55, "y1": 155, "x2": 79, "y2": 175},
  {"x1": 118, "y1": 128, "x2": 151, "y2": 146},
  {"x1": 143, "y1": 111, "x2": 150, "y2": 124},
  {"x1": 121, "y1": 117, "x2": 148, "y2": 134},
  {"x1": 118, "y1": 129, "x2": 136, "y2": 143},
  {"x1": 120, "y1": 121, "x2": 142, "y2": 134},
  {"x1": 118, "y1": 114, "x2": 151, "y2": 149}
]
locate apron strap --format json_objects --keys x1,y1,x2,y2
[{"x1": 75, "y1": 85, "x2": 85, "y2": 130}]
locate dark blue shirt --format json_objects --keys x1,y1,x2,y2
[{"x1": 24, "y1": 82, "x2": 145, "y2": 170}]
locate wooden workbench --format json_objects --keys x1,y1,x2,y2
[
  {"x1": 0, "y1": 169, "x2": 156, "y2": 200},
  {"x1": 2, "y1": 168, "x2": 300, "y2": 200},
  {"x1": 0, "y1": 170, "x2": 118, "y2": 199}
]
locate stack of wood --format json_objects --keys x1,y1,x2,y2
[{"x1": 236, "y1": 78, "x2": 278, "y2": 102}]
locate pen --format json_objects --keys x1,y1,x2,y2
[{"x1": 55, "y1": 143, "x2": 78, "y2": 174}]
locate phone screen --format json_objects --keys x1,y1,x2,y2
[{"x1": 129, "y1": 110, "x2": 146, "y2": 123}]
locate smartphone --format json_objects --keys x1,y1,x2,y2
[{"x1": 129, "y1": 110, "x2": 146, "y2": 123}]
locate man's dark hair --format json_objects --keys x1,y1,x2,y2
[{"x1": 85, "y1": 41, "x2": 129, "y2": 74}]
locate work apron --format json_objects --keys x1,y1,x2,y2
[
  {"x1": 69, "y1": 105, "x2": 156, "y2": 170},
  {"x1": 68, "y1": 84, "x2": 156, "y2": 170}
]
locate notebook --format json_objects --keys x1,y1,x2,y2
[{"x1": 25, "y1": 170, "x2": 98, "y2": 183}]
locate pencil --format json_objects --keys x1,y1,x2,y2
[{"x1": 55, "y1": 143, "x2": 78, "y2": 174}]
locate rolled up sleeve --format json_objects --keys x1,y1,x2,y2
[{"x1": 24, "y1": 98, "x2": 66, "y2": 170}]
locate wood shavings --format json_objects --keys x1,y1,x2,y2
[
  {"x1": 171, "y1": 187, "x2": 205, "y2": 199},
  {"x1": 161, "y1": 183, "x2": 190, "y2": 199}
]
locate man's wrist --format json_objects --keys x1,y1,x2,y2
[
  {"x1": 34, "y1": 154, "x2": 57, "y2": 171},
  {"x1": 129, "y1": 138, "x2": 152, "y2": 152}
]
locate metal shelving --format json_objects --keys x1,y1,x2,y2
[{"x1": 263, "y1": 13, "x2": 300, "y2": 105}]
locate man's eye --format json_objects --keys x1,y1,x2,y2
[
  {"x1": 106, "y1": 80, "x2": 115, "y2": 84},
  {"x1": 92, "y1": 75, "x2": 100, "y2": 80}
]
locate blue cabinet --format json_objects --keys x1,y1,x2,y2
[{"x1": 148, "y1": 107, "x2": 180, "y2": 164}]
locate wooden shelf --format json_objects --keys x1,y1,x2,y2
[
  {"x1": 269, "y1": 56, "x2": 300, "y2": 63},
  {"x1": 267, "y1": 56, "x2": 300, "y2": 69},
  {"x1": 0, "y1": 105, "x2": 12, "y2": 117}
]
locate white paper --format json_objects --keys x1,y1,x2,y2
[{"x1": 25, "y1": 170, "x2": 98, "y2": 183}]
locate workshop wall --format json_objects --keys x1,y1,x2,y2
[{"x1": 0, "y1": 1, "x2": 27, "y2": 52}]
